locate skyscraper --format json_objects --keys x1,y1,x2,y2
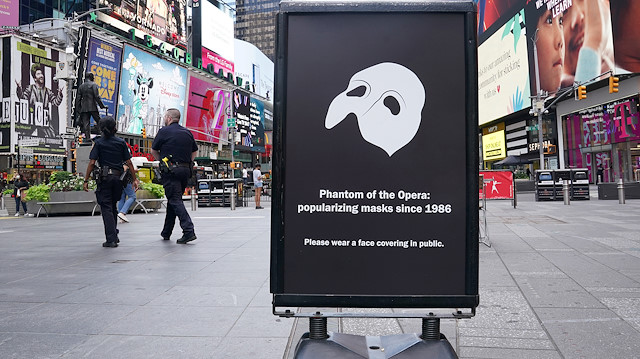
[{"x1": 234, "y1": 0, "x2": 278, "y2": 61}]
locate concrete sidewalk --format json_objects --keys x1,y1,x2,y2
[{"x1": 1, "y1": 193, "x2": 640, "y2": 358}]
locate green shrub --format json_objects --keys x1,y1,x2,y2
[
  {"x1": 49, "y1": 175, "x2": 96, "y2": 192},
  {"x1": 24, "y1": 184, "x2": 51, "y2": 202},
  {"x1": 49, "y1": 171, "x2": 73, "y2": 184},
  {"x1": 139, "y1": 182, "x2": 165, "y2": 198},
  {"x1": 3, "y1": 188, "x2": 13, "y2": 195}
]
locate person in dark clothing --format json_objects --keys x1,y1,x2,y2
[
  {"x1": 83, "y1": 117, "x2": 138, "y2": 248},
  {"x1": 75, "y1": 73, "x2": 106, "y2": 143},
  {"x1": 13, "y1": 174, "x2": 32, "y2": 217},
  {"x1": 151, "y1": 108, "x2": 198, "y2": 244}
]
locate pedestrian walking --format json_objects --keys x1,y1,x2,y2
[
  {"x1": 242, "y1": 165, "x2": 248, "y2": 185},
  {"x1": 151, "y1": 108, "x2": 198, "y2": 244},
  {"x1": 75, "y1": 72, "x2": 106, "y2": 143},
  {"x1": 13, "y1": 174, "x2": 33, "y2": 217},
  {"x1": 83, "y1": 117, "x2": 138, "y2": 248},
  {"x1": 117, "y1": 163, "x2": 138, "y2": 223},
  {"x1": 253, "y1": 163, "x2": 264, "y2": 209}
]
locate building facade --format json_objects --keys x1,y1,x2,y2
[{"x1": 234, "y1": 0, "x2": 278, "y2": 61}]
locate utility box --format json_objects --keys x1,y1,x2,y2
[
  {"x1": 570, "y1": 168, "x2": 590, "y2": 200},
  {"x1": 535, "y1": 170, "x2": 554, "y2": 201}
]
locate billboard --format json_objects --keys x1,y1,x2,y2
[
  {"x1": 234, "y1": 39, "x2": 274, "y2": 99},
  {"x1": 0, "y1": 0, "x2": 19, "y2": 28},
  {"x1": 232, "y1": 89, "x2": 252, "y2": 149},
  {"x1": 97, "y1": 0, "x2": 188, "y2": 48},
  {"x1": 185, "y1": 75, "x2": 231, "y2": 143},
  {"x1": 86, "y1": 37, "x2": 122, "y2": 119},
  {"x1": 271, "y1": 4, "x2": 479, "y2": 308},
  {"x1": 201, "y1": 0, "x2": 234, "y2": 63},
  {"x1": 201, "y1": 47, "x2": 234, "y2": 79},
  {"x1": 524, "y1": 0, "x2": 614, "y2": 96},
  {"x1": 478, "y1": 8, "x2": 531, "y2": 125},
  {"x1": 249, "y1": 98, "x2": 266, "y2": 152},
  {"x1": 117, "y1": 45, "x2": 187, "y2": 137},
  {"x1": 482, "y1": 123, "x2": 506, "y2": 161},
  {"x1": 1, "y1": 37, "x2": 68, "y2": 155}
]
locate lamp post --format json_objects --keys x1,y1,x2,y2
[{"x1": 532, "y1": 30, "x2": 547, "y2": 170}]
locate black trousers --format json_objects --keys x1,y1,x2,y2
[
  {"x1": 161, "y1": 167, "x2": 194, "y2": 238},
  {"x1": 95, "y1": 175, "x2": 123, "y2": 243},
  {"x1": 79, "y1": 111, "x2": 101, "y2": 140}
]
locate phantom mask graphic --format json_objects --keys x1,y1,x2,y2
[{"x1": 325, "y1": 62, "x2": 426, "y2": 156}]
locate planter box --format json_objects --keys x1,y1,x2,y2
[
  {"x1": 41, "y1": 191, "x2": 100, "y2": 215},
  {"x1": 1, "y1": 195, "x2": 38, "y2": 216},
  {"x1": 133, "y1": 190, "x2": 163, "y2": 211}
]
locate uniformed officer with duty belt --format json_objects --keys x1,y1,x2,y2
[
  {"x1": 151, "y1": 108, "x2": 198, "y2": 244},
  {"x1": 84, "y1": 116, "x2": 138, "y2": 247}
]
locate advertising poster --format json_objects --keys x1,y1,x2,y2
[
  {"x1": 482, "y1": 123, "x2": 506, "y2": 161},
  {"x1": 202, "y1": 47, "x2": 234, "y2": 78},
  {"x1": 233, "y1": 89, "x2": 251, "y2": 149},
  {"x1": 477, "y1": 0, "x2": 526, "y2": 35},
  {"x1": 479, "y1": 170, "x2": 514, "y2": 200},
  {"x1": 201, "y1": 0, "x2": 235, "y2": 63},
  {"x1": 117, "y1": 45, "x2": 187, "y2": 137},
  {"x1": 185, "y1": 75, "x2": 231, "y2": 143},
  {"x1": 97, "y1": 0, "x2": 187, "y2": 48},
  {"x1": 1, "y1": 39, "x2": 8, "y2": 153},
  {"x1": 249, "y1": 97, "x2": 266, "y2": 152},
  {"x1": 86, "y1": 37, "x2": 122, "y2": 119},
  {"x1": 0, "y1": 0, "x2": 19, "y2": 28},
  {"x1": 478, "y1": 8, "x2": 531, "y2": 126},
  {"x1": 524, "y1": 0, "x2": 614, "y2": 96},
  {"x1": 272, "y1": 6, "x2": 478, "y2": 308},
  {"x1": 4, "y1": 38, "x2": 67, "y2": 155}
]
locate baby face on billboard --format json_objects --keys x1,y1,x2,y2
[{"x1": 536, "y1": 9, "x2": 564, "y2": 92}]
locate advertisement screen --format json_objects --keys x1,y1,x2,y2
[
  {"x1": 202, "y1": 47, "x2": 234, "y2": 78},
  {"x1": 249, "y1": 98, "x2": 266, "y2": 152},
  {"x1": 201, "y1": 0, "x2": 234, "y2": 63},
  {"x1": 0, "y1": 0, "x2": 19, "y2": 28},
  {"x1": 233, "y1": 89, "x2": 251, "y2": 148},
  {"x1": 86, "y1": 37, "x2": 122, "y2": 119},
  {"x1": 479, "y1": 170, "x2": 514, "y2": 200},
  {"x1": 2, "y1": 38, "x2": 68, "y2": 155},
  {"x1": 477, "y1": 0, "x2": 526, "y2": 35},
  {"x1": 482, "y1": 130, "x2": 506, "y2": 160},
  {"x1": 478, "y1": 9, "x2": 531, "y2": 126},
  {"x1": 524, "y1": 0, "x2": 614, "y2": 97},
  {"x1": 117, "y1": 45, "x2": 187, "y2": 137},
  {"x1": 97, "y1": 0, "x2": 187, "y2": 48},
  {"x1": 234, "y1": 39, "x2": 274, "y2": 99},
  {"x1": 272, "y1": 7, "x2": 478, "y2": 308},
  {"x1": 185, "y1": 75, "x2": 231, "y2": 143}
]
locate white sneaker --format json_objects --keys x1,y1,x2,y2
[
  {"x1": 118, "y1": 212, "x2": 129, "y2": 223},
  {"x1": 25, "y1": 213, "x2": 34, "y2": 217},
  {"x1": 14, "y1": 212, "x2": 19, "y2": 217}
]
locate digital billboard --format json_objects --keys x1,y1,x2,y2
[
  {"x1": 201, "y1": 0, "x2": 235, "y2": 63},
  {"x1": 117, "y1": 45, "x2": 187, "y2": 138},
  {"x1": 85, "y1": 37, "x2": 122, "y2": 119},
  {"x1": 1, "y1": 37, "x2": 68, "y2": 155},
  {"x1": 233, "y1": 89, "x2": 252, "y2": 149},
  {"x1": 97, "y1": 0, "x2": 188, "y2": 48},
  {"x1": 185, "y1": 75, "x2": 231, "y2": 143},
  {"x1": 234, "y1": 39, "x2": 274, "y2": 99},
  {"x1": 477, "y1": 0, "x2": 526, "y2": 35},
  {"x1": 202, "y1": 47, "x2": 234, "y2": 79},
  {"x1": 524, "y1": 0, "x2": 614, "y2": 96},
  {"x1": 482, "y1": 123, "x2": 506, "y2": 161},
  {"x1": 271, "y1": 4, "x2": 479, "y2": 309},
  {"x1": 0, "y1": 0, "x2": 19, "y2": 28},
  {"x1": 478, "y1": 8, "x2": 531, "y2": 125},
  {"x1": 249, "y1": 98, "x2": 266, "y2": 152}
]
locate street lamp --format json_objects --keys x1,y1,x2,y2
[{"x1": 531, "y1": 29, "x2": 547, "y2": 170}]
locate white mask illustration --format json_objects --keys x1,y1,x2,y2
[{"x1": 325, "y1": 62, "x2": 425, "y2": 156}]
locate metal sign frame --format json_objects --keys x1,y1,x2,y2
[{"x1": 271, "y1": 1, "x2": 479, "y2": 311}]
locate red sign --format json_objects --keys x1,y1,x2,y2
[
  {"x1": 126, "y1": 142, "x2": 154, "y2": 162},
  {"x1": 480, "y1": 170, "x2": 514, "y2": 200}
]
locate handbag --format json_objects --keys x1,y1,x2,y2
[{"x1": 20, "y1": 189, "x2": 27, "y2": 202}]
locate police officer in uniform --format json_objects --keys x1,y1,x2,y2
[
  {"x1": 84, "y1": 116, "x2": 138, "y2": 247},
  {"x1": 151, "y1": 108, "x2": 198, "y2": 244}
]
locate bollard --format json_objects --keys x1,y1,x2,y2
[
  {"x1": 563, "y1": 180, "x2": 570, "y2": 205},
  {"x1": 230, "y1": 185, "x2": 236, "y2": 210},
  {"x1": 190, "y1": 186, "x2": 197, "y2": 211},
  {"x1": 618, "y1": 178, "x2": 625, "y2": 204}
]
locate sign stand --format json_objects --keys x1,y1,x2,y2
[{"x1": 294, "y1": 315, "x2": 458, "y2": 358}]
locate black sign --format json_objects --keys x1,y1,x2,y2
[{"x1": 271, "y1": 2, "x2": 479, "y2": 309}]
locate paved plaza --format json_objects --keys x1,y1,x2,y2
[{"x1": 1, "y1": 189, "x2": 640, "y2": 358}]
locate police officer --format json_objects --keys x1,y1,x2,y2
[
  {"x1": 83, "y1": 116, "x2": 138, "y2": 248},
  {"x1": 151, "y1": 108, "x2": 198, "y2": 244}
]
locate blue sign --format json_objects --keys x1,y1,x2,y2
[{"x1": 86, "y1": 37, "x2": 122, "y2": 121}]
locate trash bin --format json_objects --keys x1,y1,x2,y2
[
  {"x1": 570, "y1": 168, "x2": 590, "y2": 200},
  {"x1": 535, "y1": 170, "x2": 554, "y2": 201},
  {"x1": 553, "y1": 169, "x2": 571, "y2": 201}
]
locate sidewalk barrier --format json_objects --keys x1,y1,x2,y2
[
  {"x1": 618, "y1": 178, "x2": 625, "y2": 204},
  {"x1": 190, "y1": 186, "x2": 197, "y2": 211},
  {"x1": 563, "y1": 180, "x2": 570, "y2": 205}
]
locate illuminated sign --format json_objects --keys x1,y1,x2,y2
[{"x1": 482, "y1": 123, "x2": 506, "y2": 160}]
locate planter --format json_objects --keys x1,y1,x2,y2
[
  {"x1": 1, "y1": 195, "x2": 37, "y2": 216},
  {"x1": 134, "y1": 189, "x2": 163, "y2": 211},
  {"x1": 43, "y1": 190, "x2": 99, "y2": 215}
]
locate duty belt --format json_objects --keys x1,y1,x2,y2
[
  {"x1": 105, "y1": 168, "x2": 122, "y2": 176},
  {"x1": 174, "y1": 162, "x2": 191, "y2": 167}
]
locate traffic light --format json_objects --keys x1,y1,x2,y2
[
  {"x1": 142, "y1": 127, "x2": 147, "y2": 138},
  {"x1": 577, "y1": 85, "x2": 587, "y2": 100},
  {"x1": 78, "y1": 135, "x2": 83, "y2": 145},
  {"x1": 609, "y1": 76, "x2": 619, "y2": 93}
]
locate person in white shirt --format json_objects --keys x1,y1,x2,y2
[
  {"x1": 242, "y1": 166, "x2": 248, "y2": 185},
  {"x1": 253, "y1": 164, "x2": 263, "y2": 209}
]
